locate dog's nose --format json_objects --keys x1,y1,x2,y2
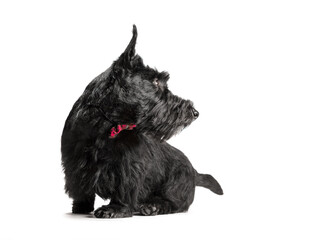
[{"x1": 192, "y1": 108, "x2": 199, "y2": 119}]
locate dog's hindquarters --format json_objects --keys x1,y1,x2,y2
[{"x1": 195, "y1": 172, "x2": 223, "y2": 195}]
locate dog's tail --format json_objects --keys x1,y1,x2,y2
[{"x1": 195, "y1": 172, "x2": 223, "y2": 195}]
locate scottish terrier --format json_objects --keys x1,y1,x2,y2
[{"x1": 61, "y1": 25, "x2": 223, "y2": 218}]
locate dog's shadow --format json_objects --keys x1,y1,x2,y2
[
  {"x1": 65, "y1": 212, "x2": 146, "y2": 219},
  {"x1": 65, "y1": 212, "x2": 95, "y2": 219},
  {"x1": 64, "y1": 212, "x2": 165, "y2": 220}
]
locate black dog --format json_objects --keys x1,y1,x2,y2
[{"x1": 61, "y1": 25, "x2": 223, "y2": 218}]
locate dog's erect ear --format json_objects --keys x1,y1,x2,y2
[{"x1": 115, "y1": 25, "x2": 138, "y2": 69}]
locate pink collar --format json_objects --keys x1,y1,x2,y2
[{"x1": 109, "y1": 124, "x2": 136, "y2": 138}]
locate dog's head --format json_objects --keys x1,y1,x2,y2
[{"x1": 101, "y1": 25, "x2": 199, "y2": 140}]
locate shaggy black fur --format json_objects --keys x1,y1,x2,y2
[{"x1": 61, "y1": 25, "x2": 223, "y2": 218}]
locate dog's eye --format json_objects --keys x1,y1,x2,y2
[{"x1": 153, "y1": 78, "x2": 159, "y2": 86}]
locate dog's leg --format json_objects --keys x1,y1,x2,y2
[
  {"x1": 94, "y1": 200, "x2": 133, "y2": 218},
  {"x1": 72, "y1": 194, "x2": 95, "y2": 214},
  {"x1": 65, "y1": 173, "x2": 96, "y2": 214},
  {"x1": 163, "y1": 166, "x2": 196, "y2": 213},
  {"x1": 139, "y1": 166, "x2": 196, "y2": 216}
]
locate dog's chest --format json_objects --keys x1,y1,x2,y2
[{"x1": 91, "y1": 135, "x2": 156, "y2": 199}]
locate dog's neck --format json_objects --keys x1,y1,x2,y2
[
  {"x1": 109, "y1": 124, "x2": 136, "y2": 138},
  {"x1": 87, "y1": 104, "x2": 136, "y2": 138}
]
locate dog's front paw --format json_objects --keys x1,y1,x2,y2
[
  {"x1": 72, "y1": 202, "x2": 94, "y2": 214},
  {"x1": 140, "y1": 204, "x2": 160, "y2": 216},
  {"x1": 94, "y1": 205, "x2": 132, "y2": 218},
  {"x1": 94, "y1": 206, "x2": 115, "y2": 218}
]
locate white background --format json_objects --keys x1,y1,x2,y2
[{"x1": 1, "y1": 1, "x2": 318, "y2": 239}]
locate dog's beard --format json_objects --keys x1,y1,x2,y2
[
  {"x1": 139, "y1": 98, "x2": 195, "y2": 141},
  {"x1": 158, "y1": 125, "x2": 188, "y2": 141}
]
